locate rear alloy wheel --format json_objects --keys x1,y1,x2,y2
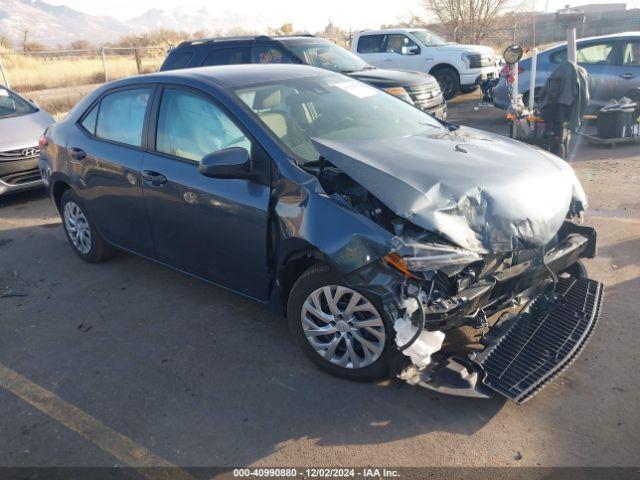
[
  {"x1": 60, "y1": 189, "x2": 114, "y2": 263},
  {"x1": 287, "y1": 263, "x2": 398, "y2": 381},
  {"x1": 433, "y1": 67, "x2": 460, "y2": 100}
]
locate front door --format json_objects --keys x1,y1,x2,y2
[
  {"x1": 380, "y1": 34, "x2": 422, "y2": 71},
  {"x1": 141, "y1": 86, "x2": 271, "y2": 300},
  {"x1": 67, "y1": 86, "x2": 154, "y2": 256}
]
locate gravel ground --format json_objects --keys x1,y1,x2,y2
[{"x1": 0, "y1": 94, "x2": 638, "y2": 470}]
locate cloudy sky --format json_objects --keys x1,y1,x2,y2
[{"x1": 47, "y1": 0, "x2": 635, "y2": 31}]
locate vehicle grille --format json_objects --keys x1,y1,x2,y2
[
  {"x1": 0, "y1": 166, "x2": 42, "y2": 185},
  {"x1": 405, "y1": 84, "x2": 445, "y2": 111},
  {"x1": 478, "y1": 276, "x2": 603, "y2": 404},
  {"x1": 0, "y1": 146, "x2": 40, "y2": 161}
]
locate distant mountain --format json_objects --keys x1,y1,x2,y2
[
  {"x1": 0, "y1": 0, "x2": 276, "y2": 48},
  {"x1": 127, "y1": 6, "x2": 272, "y2": 34},
  {"x1": 0, "y1": 0, "x2": 130, "y2": 47}
]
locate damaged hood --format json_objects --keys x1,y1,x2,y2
[{"x1": 312, "y1": 128, "x2": 587, "y2": 254}]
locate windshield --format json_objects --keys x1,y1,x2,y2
[
  {"x1": 286, "y1": 41, "x2": 372, "y2": 73},
  {"x1": 0, "y1": 87, "x2": 36, "y2": 118},
  {"x1": 410, "y1": 30, "x2": 448, "y2": 47},
  {"x1": 234, "y1": 74, "x2": 444, "y2": 164}
]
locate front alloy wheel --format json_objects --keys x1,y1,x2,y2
[
  {"x1": 287, "y1": 263, "x2": 397, "y2": 381},
  {"x1": 301, "y1": 286, "x2": 386, "y2": 369}
]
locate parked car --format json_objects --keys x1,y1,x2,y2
[
  {"x1": 160, "y1": 35, "x2": 447, "y2": 119},
  {"x1": 39, "y1": 65, "x2": 603, "y2": 403},
  {"x1": 0, "y1": 85, "x2": 54, "y2": 196},
  {"x1": 351, "y1": 29, "x2": 499, "y2": 99},
  {"x1": 493, "y1": 32, "x2": 640, "y2": 113}
]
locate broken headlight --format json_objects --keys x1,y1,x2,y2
[{"x1": 386, "y1": 236, "x2": 482, "y2": 277}]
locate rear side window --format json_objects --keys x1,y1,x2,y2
[
  {"x1": 95, "y1": 88, "x2": 151, "y2": 147},
  {"x1": 162, "y1": 51, "x2": 194, "y2": 70},
  {"x1": 357, "y1": 35, "x2": 385, "y2": 53},
  {"x1": 203, "y1": 47, "x2": 251, "y2": 66},
  {"x1": 251, "y1": 46, "x2": 295, "y2": 64},
  {"x1": 551, "y1": 42, "x2": 618, "y2": 65}
]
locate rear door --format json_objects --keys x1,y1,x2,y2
[
  {"x1": 616, "y1": 39, "x2": 640, "y2": 98},
  {"x1": 140, "y1": 85, "x2": 271, "y2": 300},
  {"x1": 354, "y1": 34, "x2": 387, "y2": 67},
  {"x1": 67, "y1": 86, "x2": 155, "y2": 256},
  {"x1": 576, "y1": 40, "x2": 620, "y2": 108}
]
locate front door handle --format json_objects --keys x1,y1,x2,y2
[
  {"x1": 69, "y1": 147, "x2": 86, "y2": 160},
  {"x1": 141, "y1": 170, "x2": 167, "y2": 186},
  {"x1": 619, "y1": 73, "x2": 635, "y2": 79}
]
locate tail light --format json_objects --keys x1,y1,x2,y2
[{"x1": 38, "y1": 134, "x2": 47, "y2": 150}]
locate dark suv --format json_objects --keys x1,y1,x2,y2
[{"x1": 160, "y1": 35, "x2": 447, "y2": 119}]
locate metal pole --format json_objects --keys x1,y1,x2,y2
[
  {"x1": 529, "y1": 48, "x2": 538, "y2": 111},
  {"x1": 567, "y1": 26, "x2": 577, "y2": 63},
  {"x1": 0, "y1": 57, "x2": 9, "y2": 88},
  {"x1": 101, "y1": 47, "x2": 109, "y2": 83}
]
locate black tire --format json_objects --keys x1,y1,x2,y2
[
  {"x1": 287, "y1": 263, "x2": 399, "y2": 381},
  {"x1": 60, "y1": 189, "x2": 114, "y2": 263},
  {"x1": 562, "y1": 260, "x2": 588, "y2": 279},
  {"x1": 433, "y1": 67, "x2": 460, "y2": 100},
  {"x1": 460, "y1": 85, "x2": 478, "y2": 94}
]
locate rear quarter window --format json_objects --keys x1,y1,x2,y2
[
  {"x1": 162, "y1": 51, "x2": 194, "y2": 70},
  {"x1": 357, "y1": 35, "x2": 386, "y2": 54}
]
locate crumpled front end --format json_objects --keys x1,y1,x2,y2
[{"x1": 345, "y1": 220, "x2": 603, "y2": 403}]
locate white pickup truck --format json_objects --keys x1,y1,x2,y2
[{"x1": 352, "y1": 29, "x2": 500, "y2": 99}]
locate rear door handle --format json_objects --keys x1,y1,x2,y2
[
  {"x1": 619, "y1": 73, "x2": 635, "y2": 79},
  {"x1": 141, "y1": 170, "x2": 167, "y2": 186},
  {"x1": 69, "y1": 147, "x2": 86, "y2": 160}
]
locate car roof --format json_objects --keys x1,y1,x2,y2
[
  {"x1": 109, "y1": 64, "x2": 333, "y2": 90},
  {"x1": 356, "y1": 28, "x2": 424, "y2": 35},
  {"x1": 175, "y1": 34, "x2": 316, "y2": 49}
]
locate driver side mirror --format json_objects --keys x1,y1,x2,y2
[
  {"x1": 199, "y1": 147, "x2": 251, "y2": 179},
  {"x1": 402, "y1": 45, "x2": 421, "y2": 56}
]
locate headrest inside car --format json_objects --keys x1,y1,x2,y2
[{"x1": 253, "y1": 89, "x2": 282, "y2": 110}]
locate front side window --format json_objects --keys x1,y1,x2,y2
[
  {"x1": 203, "y1": 47, "x2": 250, "y2": 66},
  {"x1": 622, "y1": 41, "x2": 640, "y2": 66},
  {"x1": 356, "y1": 35, "x2": 385, "y2": 54},
  {"x1": 234, "y1": 74, "x2": 444, "y2": 163},
  {"x1": 251, "y1": 46, "x2": 295, "y2": 64},
  {"x1": 0, "y1": 87, "x2": 36, "y2": 119},
  {"x1": 286, "y1": 41, "x2": 370, "y2": 73},
  {"x1": 156, "y1": 88, "x2": 250, "y2": 162},
  {"x1": 95, "y1": 88, "x2": 150, "y2": 147},
  {"x1": 409, "y1": 30, "x2": 447, "y2": 47},
  {"x1": 384, "y1": 34, "x2": 418, "y2": 54}
]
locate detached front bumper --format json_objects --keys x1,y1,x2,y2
[{"x1": 406, "y1": 223, "x2": 604, "y2": 403}]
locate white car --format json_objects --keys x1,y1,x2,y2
[{"x1": 352, "y1": 29, "x2": 499, "y2": 99}]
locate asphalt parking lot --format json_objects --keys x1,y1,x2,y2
[{"x1": 1, "y1": 93, "x2": 639, "y2": 473}]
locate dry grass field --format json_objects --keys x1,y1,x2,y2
[{"x1": 1, "y1": 48, "x2": 165, "y2": 117}]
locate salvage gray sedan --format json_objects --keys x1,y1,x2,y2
[
  {"x1": 40, "y1": 65, "x2": 603, "y2": 403},
  {"x1": 0, "y1": 85, "x2": 54, "y2": 195}
]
